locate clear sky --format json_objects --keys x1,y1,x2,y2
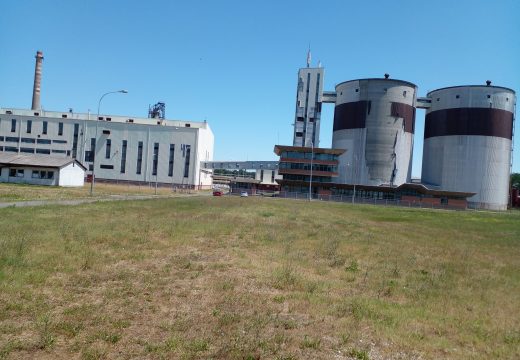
[{"x1": 1, "y1": 0, "x2": 519, "y2": 176}]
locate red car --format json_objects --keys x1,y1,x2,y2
[{"x1": 213, "y1": 190, "x2": 223, "y2": 196}]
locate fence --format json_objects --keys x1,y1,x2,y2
[{"x1": 275, "y1": 191, "x2": 470, "y2": 211}]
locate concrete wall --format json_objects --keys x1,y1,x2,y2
[
  {"x1": 332, "y1": 79, "x2": 417, "y2": 186},
  {"x1": 58, "y1": 162, "x2": 85, "y2": 187},
  {"x1": 0, "y1": 166, "x2": 58, "y2": 186}
]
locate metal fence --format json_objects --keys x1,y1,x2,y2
[{"x1": 265, "y1": 191, "x2": 469, "y2": 211}]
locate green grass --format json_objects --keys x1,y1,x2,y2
[{"x1": 0, "y1": 197, "x2": 519, "y2": 359}]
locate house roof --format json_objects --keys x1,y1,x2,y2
[{"x1": 0, "y1": 153, "x2": 87, "y2": 171}]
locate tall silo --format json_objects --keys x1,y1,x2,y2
[
  {"x1": 332, "y1": 77, "x2": 417, "y2": 186},
  {"x1": 422, "y1": 84, "x2": 516, "y2": 210}
]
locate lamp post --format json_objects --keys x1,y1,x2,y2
[
  {"x1": 308, "y1": 141, "x2": 314, "y2": 201},
  {"x1": 90, "y1": 90, "x2": 128, "y2": 196}
]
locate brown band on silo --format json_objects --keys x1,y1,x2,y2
[{"x1": 425, "y1": 108, "x2": 513, "y2": 140}]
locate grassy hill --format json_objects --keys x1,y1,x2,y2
[{"x1": 1, "y1": 197, "x2": 519, "y2": 359}]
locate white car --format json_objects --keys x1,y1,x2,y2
[{"x1": 240, "y1": 191, "x2": 248, "y2": 197}]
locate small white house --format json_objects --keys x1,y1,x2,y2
[{"x1": 0, "y1": 153, "x2": 86, "y2": 187}]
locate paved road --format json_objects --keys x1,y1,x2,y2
[{"x1": 0, "y1": 193, "x2": 205, "y2": 209}]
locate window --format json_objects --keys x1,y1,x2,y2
[
  {"x1": 9, "y1": 169, "x2": 16, "y2": 177},
  {"x1": 42, "y1": 121, "x2": 48, "y2": 134},
  {"x1": 120, "y1": 140, "x2": 127, "y2": 173},
  {"x1": 136, "y1": 141, "x2": 143, "y2": 174},
  {"x1": 100, "y1": 164, "x2": 114, "y2": 169},
  {"x1": 21, "y1": 138, "x2": 36, "y2": 143},
  {"x1": 89, "y1": 138, "x2": 96, "y2": 162},
  {"x1": 17, "y1": 169, "x2": 24, "y2": 177},
  {"x1": 52, "y1": 149, "x2": 66, "y2": 154},
  {"x1": 5, "y1": 147, "x2": 18, "y2": 152},
  {"x1": 105, "y1": 139, "x2": 111, "y2": 159},
  {"x1": 26, "y1": 120, "x2": 32, "y2": 133},
  {"x1": 5, "y1": 137, "x2": 18, "y2": 142},
  {"x1": 58, "y1": 122, "x2": 63, "y2": 135},
  {"x1": 20, "y1": 148, "x2": 34, "y2": 153},
  {"x1": 271, "y1": 171, "x2": 275, "y2": 183},
  {"x1": 11, "y1": 119, "x2": 16, "y2": 132},
  {"x1": 152, "y1": 142, "x2": 159, "y2": 176},
  {"x1": 37, "y1": 139, "x2": 51, "y2": 144},
  {"x1": 31, "y1": 170, "x2": 53, "y2": 179},
  {"x1": 168, "y1": 144, "x2": 175, "y2": 177},
  {"x1": 260, "y1": 169, "x2": 264, "y2": 181},
  {"x1": 53, "y1": 140, "x2": 67, "y2": 144},
  {"x1": 72, "y1": 123, "x2": 79, "y2": 158},
  {"x1": 183, "y1": 145, "x2": 191, "y2": 178},
  {"x1": 456, "y1": 95, "x2": 460, "y2": 99},
  {"x1": 36, "y1": 149, "x2": 51, "y2": 154}
]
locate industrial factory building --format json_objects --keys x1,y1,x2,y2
[
  {"x1": 285, "y1": 52, "x2": 516, "y2": 210},
  {"x1": 0, "y1": 108, "x2": 214, "y2": 188},
  {"x1": 0, "y1": 51, "x2": 214, "y2": 188}
]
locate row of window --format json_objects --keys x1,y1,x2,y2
[
  {"x1": 6, "y1": 168, "x2": 54, "y2": 179},
  {"x1": 87, "y1": 139, "x2": 190, "y2": 178},
  {"x1": 4, "y1": 119, "x2": 63, "y2": 136},
  {"x1": 283, "y1": 174, "x2": 333, "y2": 183},
  {"x1": 0, "y1": 136, "x2": 67, "y2": 145},
  {"x1": 279, "y1": 151, "x2": 337, "y2": 161},
  {"x1": 279, "y1": 162, "x2": 337, "y2": 172},
  {"x1": 0, "y1": 146, "x2": 68, "y2": 155}
]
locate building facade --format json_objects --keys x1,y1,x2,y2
[
  {"x1": 292, "y1": 56, "x2": 324, "y2": 147},
  {"x1": 274, "y1": 145, "x2": 345, "y2": 196},
  {"x1": 0, "y1": 108, "x2": 214, "y2": 188}
]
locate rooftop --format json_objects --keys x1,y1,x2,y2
[
  {"x1": 0, "y1": 153, "x2": 86, "y2": 170},
  {"x1": 1, "y1": 107, "x2": 210, "y2": 130}
]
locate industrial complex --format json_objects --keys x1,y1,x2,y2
[
  {"x1": 0, "y1": 51, "x2": 214, "y2": 190},
  {"x1": 0, "y1": 50, "x2": 517, "y2": 210},
  {"x1": 281, "y1": 51, "x2": 516, "y2": 210}
]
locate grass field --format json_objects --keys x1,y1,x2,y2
[
  {"x1": 0, "y1": 197, "x2": 519, "y2": 359},
  {"x1": 0, "y1": 182, "x2": 189, "y2": 202}
]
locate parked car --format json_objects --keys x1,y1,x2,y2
[
  {"x1": 213, "y1": 190, "x2": 223, "y2": 196},
  {"x1": 240, "y1": 191, "x2": 248, "y2": 197}
]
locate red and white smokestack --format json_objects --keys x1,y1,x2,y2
[{"x1": 31, "y1": 50, "x2": 44, "y2": 110}]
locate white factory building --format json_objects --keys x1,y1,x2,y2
[{"x1": 0, "y1": 108, "x2": 214, "y2": 188}]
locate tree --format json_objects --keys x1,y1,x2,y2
[{"x1": 511, "y1": 173, "x2": 520, "y2": 189}]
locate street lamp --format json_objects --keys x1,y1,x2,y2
[
  {"x1": 90, "y1": 90, "x2": 128, "y2": 196},
  {"x1": 308, "y1": 141, "x2": 314, "y2": 201}
]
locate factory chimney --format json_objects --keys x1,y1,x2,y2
[{"x1": 31, "y1": 50, "x2": 44, "y2": 110}]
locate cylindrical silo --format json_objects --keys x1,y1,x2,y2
[
  {"x1": 332, "y1": 77, "x2": 417, "y2": 186},
  {"x1": 422, "y1": 84, "x2": 516, "y2": 210}
]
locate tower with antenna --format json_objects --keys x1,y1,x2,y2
[{"x1": 292, "y1": 48, "x2": 324, "y2": 147}]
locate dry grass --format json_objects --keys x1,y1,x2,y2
[
  {"x1": 0, "y1": 197, "x2": 519, "y2": 359},
  {"x1": 0, "y1": 182, "x2": 193, "y2": 202}
]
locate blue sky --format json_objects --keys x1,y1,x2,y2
[{"x1": 1, "y1": 0, "x2": 519, "y2": 176}]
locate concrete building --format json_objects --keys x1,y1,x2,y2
[
  {"x1": 0, "y1": 108, "x2": 214, "y2": 188},
  {"x1": 0, "y1": 153, "x2": 85, "y2": 186},
  {"x1": 274, "y1": 145, "x2": 345, "y2": 197},
  {"x1": 292, "y1": 50, "x2": 324, "y2": 147},
  {"x1": 421, "y1": 84, "x2": 516, "y2": 210},
  {"x1": 332, "y1": 77, "x2": 417, "y2": 187}
]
